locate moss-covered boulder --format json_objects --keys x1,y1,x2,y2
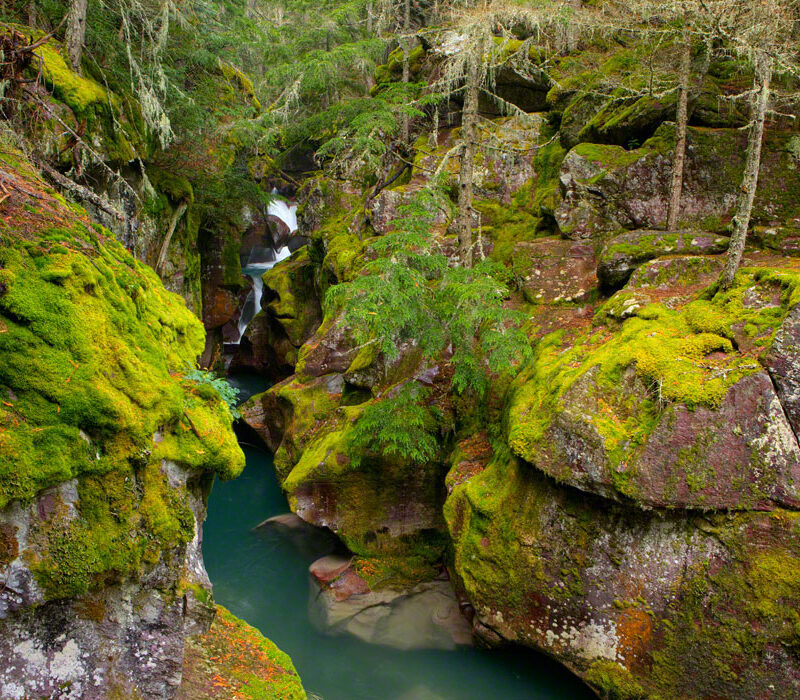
[
  {"x1": 597, "y1": 229, "x2": 729, "y2": 288},
  {"x1": 507, "y1": 265, "x2": 800, "y2": 510},
  {"x1": 0, "y1": 146, "x2": 243, "y2": 698},
  {"x1": 444, "y1": 446, "x2": 800, "y2": 699},
  {"x1": 179, "y1": 605, "x2": 306, "y2": 700},
  {"x1": 513, "y1": 238, "x2": 597, "y2": 304},
  {"x1": 257, "y1": 248, "x2": 322, "y2": 358},
  {"x1": 555, "y1": 126, "x2": 800, "y2": 241},
  {"x1": 547, "y1": 41, "x2": 750, "y2": 150},
  {"x1": 243, "y1": 368, "x2": 448, "y2": 563}
]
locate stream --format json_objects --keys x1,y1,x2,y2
[{"x1": 202, "y1": 374, "x2": 594, "y2": 700}]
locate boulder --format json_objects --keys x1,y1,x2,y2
[
  {"x1": 513, "y1": 238, "x2": 597, "y2": 303},
  {"x1": 229, "y1": 310, "x2": 296, "y2": 378},
  {"x1": 597, "y1": 229, "x2": 728, "y2": 288},
  {"x1": 368, "y1": 185, "x2": 448, "y2": 235},
  {"x1": 765, "y1": 304, "x2": 800, "y2": 437},
  {"x1": 262, "y1": 248, "x2": 322, "y2": 348},
  {"x1": 751, "y1": 223, "x2": 800, "y2": 257},
  {"x1": 555, "y1": 125, "x2": 800, "y2": 241},
  {"x1": 507, "y1": 270, "x2": 800, "y2": 510},
  {"x1": 445, "y1": 449, "x2": 800, "y2": 700}
]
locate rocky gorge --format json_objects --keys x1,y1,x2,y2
[{"x1": 1, "y1": 1, "x2": 800, "y2": 699}]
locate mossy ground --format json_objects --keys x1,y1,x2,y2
[{"x1": 179, "y1": 606, "x2": 306, "y2": 700}]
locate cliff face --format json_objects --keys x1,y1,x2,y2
[
  {"x1": 242, "y1": 37, "x2": 800, "y2": 699},
  {"x1": 0, "y1": 143, "x2": 244, "y2": 698}
]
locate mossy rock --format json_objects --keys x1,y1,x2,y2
[
  {"x1": 556, "y1": 125, "x2": 800, "y2": 240},
  {"x1": 21, "y1": 29, "x2": 143, "y2": 165},
  {"x1": 597, "y1": 229, "x2": 729, "y2": 289},
  {"x1": 445, "y1": 444, "x2": 800, "y2": 698},
  {"x1": 0, "y1": 144, "x2": 243, "y2": 598},
  {"x1": 180, "y1": 605, "x2": 306, "y2": 700},
  {"x1": 262, "y1": 247, "x2": 322, "y2": 348},
  {"x1": 374, "y1": 44, "x2": 426, "y2": 85},
  {"x1": 506, "y1": 265, "x2": 800, "y2": 509}
]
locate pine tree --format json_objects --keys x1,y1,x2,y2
[
  {"x1": 325, "y1": 183, "x2": 532, "y2": 397},
  {"x1": 711, "y1": 0, "x2": 800, "y2": 288}
]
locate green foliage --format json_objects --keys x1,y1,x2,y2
[
  {"x1": 348, "y1": 384, "x2": 439, "y2": 466},
  {"x1": 325, "y1": 185, "x2": 532, "y2": 395},
  {"x1": 183, "y1": 367, "x2": 241, "y2": 420}
]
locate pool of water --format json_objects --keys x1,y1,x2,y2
[{"x1": 203, "y1": 376, "x2": 593, "y2": 700}]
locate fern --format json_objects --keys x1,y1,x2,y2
[
  {"x1": 325, "y1": 184, "x2": 532, "y2": 396},
  {"x1": 349, "y1": 384, "x2": 439, "y2": 466},
  {"x1": 183, "y1": 367, "x2": 241, "y2": 420}
]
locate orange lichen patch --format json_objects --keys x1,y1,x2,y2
[
  {"x1": 616, "y1": 606, "x2": 653, "y2": 669},
  {"x1": 179, "y1": 606, "x2": 305, "y2": 700}
]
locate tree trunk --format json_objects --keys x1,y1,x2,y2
[
  {"x1": 564, "y1": 0, "x2": 582, "y2": 53},
  {"x1": 720, "y1": 53, "x2": 771, "y2": 290},
  {"x1": 66, "y1": 0, "x2": 88, "y2": 73},
  {"x1": 457, "y1": 45, "x2": 481, "y2": 268},
  {"x1": 665, "y1": 35, "x2": 692, "y2": 231},
  {"x1": 400, "y1": 0, "x2": 411, "y2": 144},
  {"x1": 27, "y1": 0, "x2": 36, "y2": 27},
  {"x1": 156, "y1": 200, "x2": 189, "y2": 275},
  {"x1": 366, "y1": 1, "x2": 373, "y2": 35},
  {"x1": 666, "y1": 36, "x2": 711, "y2": 231}
]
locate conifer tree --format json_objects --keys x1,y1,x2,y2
[{"x1": 712, "y1": 0, "x2": 800, "y2": 288}]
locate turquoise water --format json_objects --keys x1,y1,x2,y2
[{"x1": 203, "y1": 375, "x2": 592, "y2": 700}]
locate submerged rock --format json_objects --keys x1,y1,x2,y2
[
  {"x1": 309, "y1": 556, "x2": 472, "y2": 650},
  {"x1": 254, "y1": 512, "x2": 343, "y2": 560}
]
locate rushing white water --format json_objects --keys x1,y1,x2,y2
[
  {"x1": 234, "y1": 196, "x2": 297, "y2": 343},
  {"x1": 268, "y1": 197, "x2": 298, "y2": 233}
]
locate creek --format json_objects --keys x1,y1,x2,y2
[{"x1": 202, "y1": 374, "x2": 594, "y2": 700}]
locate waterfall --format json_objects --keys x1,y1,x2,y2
[{"x1": 234, "y1": 196, "x2": 297, "y2": 344}]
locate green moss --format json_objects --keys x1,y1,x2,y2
[
  {"x1": 262, "y1": 248, "x2": 321, "y2": 346},
  {"x1": 572, "y1": 141, "x2": 644, "y2": 170},
  {"x1": 36, "y1": 42, "x2": 109, "y2": 117},
  {"x1": 507, "y1": 263, "x2": 800, "y2": 488},
  {"x1": 20, "y1": 31, "x2": 140, "y2": 164},
  {"x1": 218, "y1": 58, "x2": 262, "y2": 110},
  {"x1": 0, "y1": 146, "x2": 242, "y2": 596},
  {"x1": 347, "y1": 342, "x2": 380, "y2": 373},
  {"x1": 147, "y1": 166, "x2": 195, "y2": 204},
  {"x1": 652, "y1": 512, "x2": 800, "y2": 697},
  {"x1": 352, "y1": 549, "x2": 440, "y2": 590},
  {"x1": 375, "y1": 45, "x2": 426, "y2": 84},
  {"x1": 182, "y1": 606, "x2": 306, "y2": 700},
  {"x1": 586, "y1": 661, "x2": 646, "y2": 700}
]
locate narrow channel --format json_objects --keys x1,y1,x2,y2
[{"x1": 202, "y1": 374, "x2": 594, "y2": 700}]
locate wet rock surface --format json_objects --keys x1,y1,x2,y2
[{"x1": 309, "y1": 556, "x2": 473, "y2": 650}]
